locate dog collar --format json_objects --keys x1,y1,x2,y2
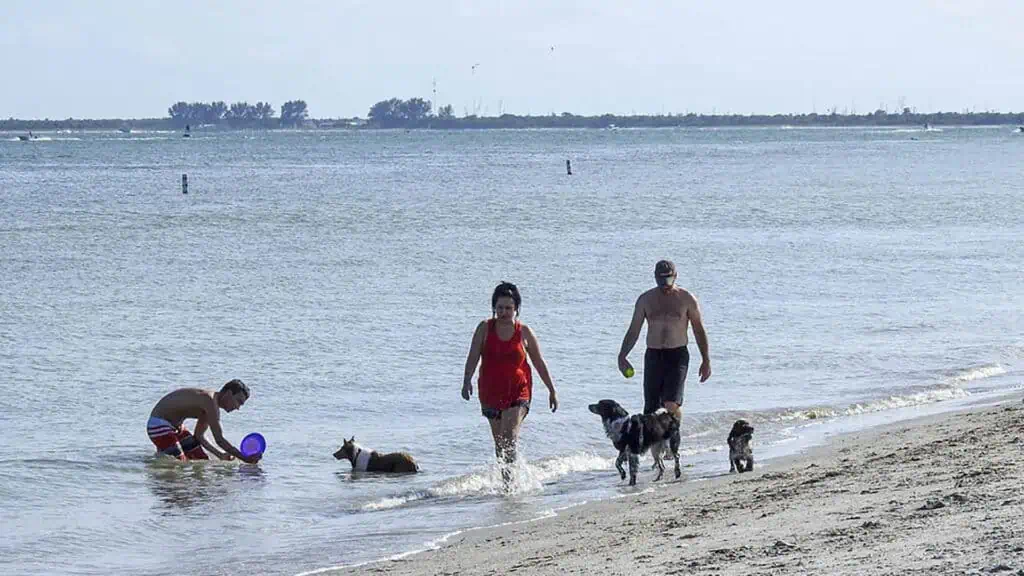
[
  {"x1": 353, "y1": 445, "x2": 371, "y2": 471},
  {"x1": 607, "y1": 416, "x2": 629, "y2": 438}
]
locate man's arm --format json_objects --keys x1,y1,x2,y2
[
  {"x1": 193, "y1": 425, "x2": 231, "y2": 460},
  {"x1": 689, "y1": 295, "x2": 711, "y2": 382},
  {"x1": 617, "y1": 295, "x2": 646, "y2": 376},
  {"x1": 202, "y1": 397, "x2": 258, "y2": 463}
]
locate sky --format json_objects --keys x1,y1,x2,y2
[{"x1": 2, "y1": 0, "x2": 1023, "y2": 119}]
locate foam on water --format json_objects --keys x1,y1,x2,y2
[
  {"x1": 950, "y1": 364, "x2": 1006, "y2": 383},
  {"x1": 360, "y1": 451, "x2": 613, "y2": 511},
  {"x1": 776, "y1": 385, "x2": 971, "y2": 422}
]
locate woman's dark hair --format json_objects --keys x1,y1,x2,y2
[
  {"x1": 491, "y1": 281, "x2": 522, "y2": 316},
  {"x1": 220, "y1": 378, "x2": 250, "y2": 399}
]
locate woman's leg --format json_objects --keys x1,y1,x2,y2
[
  {"x1": 486, "y1": 416, "x2": 504, "y2": 461},
  {"x1": 495, "y1": 405, "x2": 527, "y2": 490},
  {"x1": 497, "y1": 405, "x2": 528, "y2": 463},
  {"x1": 488, "y1": 415, "x2": 516, "y2": 490}
]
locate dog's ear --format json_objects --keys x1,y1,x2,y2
[{"x1": 608, "y1": 401, "x2": 628, "y2": 418}]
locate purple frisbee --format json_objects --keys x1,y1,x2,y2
[{"x1": 240, "y1": 433, "x2": 266, "y2": 458}]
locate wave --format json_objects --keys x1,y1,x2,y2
[
  {"x1": 776, "y1": 385, "x2": 970, "y2": 422},
  {"x1": 360, "y1": 452, "x2": 611, "y2": 512},
  {"x1": 293, "y1": 528, "x2": 467, "y2": 576},
  {"x1": 949, "y1": 364, "x2": 1006, "y2": 383},
  {"x1": 866, "y1": 321, "x2": 936, "y2": 334},
  {"x1": 867, "y1": 127, "x2": 944, "y2": 134},
  {"x1": 6, "y1": 136, "x2": 83, "y2": 142}
]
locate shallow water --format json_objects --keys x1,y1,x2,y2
[{"x1": 2, "y1": 126, "x2": 1023, "y2": 575}]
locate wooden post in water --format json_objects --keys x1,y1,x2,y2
[
  {"x1": 566, "y1": 159, "x2": 572, "y2": 176},
  {"x1": 182, "y1": 174, "x2": 188, "y2": 194}
]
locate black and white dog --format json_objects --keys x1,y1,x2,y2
[
  {"x1": 588, "y1": 399, "x2": 681, "y2": 486},
  {"x1": 727, "y1": 419, "x2": 754, "y2": 473}
]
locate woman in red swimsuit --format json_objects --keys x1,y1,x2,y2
[{"x1": 462, "y1": 282, "x2": 558, "y2": 487}]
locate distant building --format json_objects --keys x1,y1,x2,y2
[{"x1": 314, "y1": 118, "x2": 366, "y2": 128}]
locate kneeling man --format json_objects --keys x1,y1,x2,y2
[{"x1": 146, "y1": 379, "x2": 261, "y2": 464}]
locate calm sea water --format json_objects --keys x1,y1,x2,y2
[{"x1": 2, "y1": 126, "x2": 1023, "y2": 576}]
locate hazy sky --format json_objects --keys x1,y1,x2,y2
[{"x1": 2, "y1": 0, "x2": 1022, "y2": 119}]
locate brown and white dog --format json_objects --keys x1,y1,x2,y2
[
  {"x1": 333, "y1": 436, "x2": 419, "y2": 473},
  {"x1": 727, "y1": 419, "x2": 754, "y2": 473}
]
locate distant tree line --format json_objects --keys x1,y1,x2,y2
[
  {"x1": 165, "y1": 100, "x2": 309, "y2": 128},
  {"x1": 363, "y1": 99, "x2": 1024, "y2": 129},
  {"x1": 366, "y1": 97, "x2": 438, "y2": 128},
  {"x1": 4, "y1": 101, "x2": 1024, "y2": 131}
]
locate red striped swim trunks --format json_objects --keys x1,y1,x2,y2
[{"x1": 146, "y1": 416, "x2": 209, "y2": 461}]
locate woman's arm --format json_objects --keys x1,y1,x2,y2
[
  {"x1": 521, "y1": 323, "x2": 557, "y2": 412},
  {"x1": 462, "y1": 320, "x2": 487, "y2": 399}
]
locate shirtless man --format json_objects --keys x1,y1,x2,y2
[
  {"x1": 618, "y1": 260, "x2": 711, "y2": 417},
  {"x1": 146, "y1": 379, "x2": 261, "y2": 463}
]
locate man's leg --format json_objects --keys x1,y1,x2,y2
[
  {"x1": 177, "y1": 430, "x2": 209, "y2": 460},
  {"x1": 642, "y1": 348, "x2": 663, "y2": 414},
  {"x1": 661, "y1": 347, "x2": 689, "y2": 419},
  {"x1": 148, "y1": 417, "x2": 187, "y2": 460},
  {"x1": 662, "y1": 347, "x2": 688, "y2": 478}
]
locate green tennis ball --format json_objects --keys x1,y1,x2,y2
[{"x1": 625, "y1": 367, "x2": 635, "y2": 378}]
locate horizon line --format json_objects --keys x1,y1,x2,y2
[{"x1": 4, "y1": 109, "x2": 1024, "y2": 123}]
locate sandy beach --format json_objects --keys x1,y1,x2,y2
[{"x1": 339, "y1": 396, "x2": 1024, "y2": 576}]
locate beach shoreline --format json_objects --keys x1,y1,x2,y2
[{"x1": 328, "y1": 394, "x2": 1024, "y2": 576}]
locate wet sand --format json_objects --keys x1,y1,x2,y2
[{"x1": 335, "y1": 395, "x2": 1024, "y2": 576}]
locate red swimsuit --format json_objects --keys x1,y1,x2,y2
[{"x1": 478, "y1": 319, "x2": 533, "y2": 416}]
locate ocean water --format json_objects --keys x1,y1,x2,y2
[{"x1": 2, "y1": 126, "x2": 1023, "y2": 576}]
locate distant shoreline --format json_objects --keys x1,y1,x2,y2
[{"x1": 3, "y1": 111, "x2": 1023, "y2": 132}]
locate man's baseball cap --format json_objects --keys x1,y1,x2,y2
[{"x1": 654, "y1": 260, "x2": 676, "y2": 278}]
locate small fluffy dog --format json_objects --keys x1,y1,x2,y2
[
  {"x1": 333, "y1": 436, "x2": 419, "y2": 473},
  {"x1": 727, "y1": 419, "x2": 754, "y2": 473},
  {"x1": 588, "y1": 399, "x2": 681, "y2": 486}
]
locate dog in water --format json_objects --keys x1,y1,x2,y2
[
  {"x1": 588, "y1": 399, "x2": 681, "y2": 486},
  {"x1": 333, "y1": 436, "x2": 419, "y2": 473},
  {"x1": 727, "y1": 419, "x2": 754, "y2": 473}
]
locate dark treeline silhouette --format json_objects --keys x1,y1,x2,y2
[
  {"x1": 3, "y1": 100, "x2": 1024, "y2": 131},
  {"x1": 280, "y1": 100, "x2": 309, "y2": 127},
  {"x1": 363, "y1": 98, "x2": 1024, "y2": 129},
  {"x1": 367, "y1": 97, "x2": 434, "y2": 128},
  {"x1": 165, "y1": 100, "x2": 308, "y2": 128}
]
